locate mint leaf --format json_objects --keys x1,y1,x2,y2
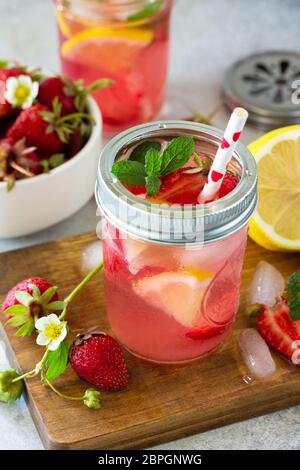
[
  {"x1": 287, "y1": 270, "x2": 300, "y2": 320},
  {"x1": 130, "y1": 141, "x2": 161, "y2": 164},
  {"x1": 112, "y1": 160, "x2": 146, "y2": 186},
  {"x1": 160, "y1": 137, "x2": 195, "y2": 175},
  {"x1": 127, "y1": 0, "x2": 161, "y2": 21},
  {"x1": 46, "y1": 341, "x2": 70, "y2": 382},
  {"x1": 146, "y1": 176, "x2": 161, "y2": 196},
  {"x1": 145, "y1": 148, "x2": 161, "y2": 176}
]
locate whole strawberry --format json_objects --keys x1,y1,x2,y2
[
  {"x1": 7, "y1": 104, "x2": 64, "y2": 154},
  {"x1": 0, "y1": 67, "x2": 25, "y2": 118},
  {"x1": 2, "y1": 277, "x2": 60, "y2": 336},
  {"x1": 38, "y1": 77, "x2": 76, "y2": 116},
  {"x1": 70, "y1": 333, "x2": 128, "y2": 391}
]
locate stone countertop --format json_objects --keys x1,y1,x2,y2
[{"x1": 0, "y1": 0, "x2": 300, "y2": 450}]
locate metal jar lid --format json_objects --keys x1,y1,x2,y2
[
  {"x1": 95, "y1": 120, "x2": 257, "y2": 246},
  {"x1": 223, "y1": 50, "x2": 300, "y2": 130}
]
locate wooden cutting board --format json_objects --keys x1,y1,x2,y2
[{"x1": 1, "y1": 232, "x2": 300, "y2": 450}]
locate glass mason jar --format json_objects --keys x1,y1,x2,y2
[
  {"x1": 53, "y1": 0, "x2": 173, "y2": 134},
  {"x1": 96, "y1": 121, "x2": 257, "y2": 363}
]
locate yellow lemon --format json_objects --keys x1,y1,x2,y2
[
  {"x1": 248, "y1": 125, "x2": 300, "y2": 251},
  {"x1": 61, "y1": 27, "x2": 153, "y2": 73}
]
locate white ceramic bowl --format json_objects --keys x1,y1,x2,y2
[{"x1": 0, "y1": 97, "x2": 102, "y2": 238}]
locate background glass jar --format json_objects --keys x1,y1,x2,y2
[
  {"x1": 53, "y1": 0, "x2": 173, "y2": 134},
  {"x1": 96, "y1": 121, "x2": 257, "y2": 363}
]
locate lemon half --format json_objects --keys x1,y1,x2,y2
[{"x1": 249, "y1": 125, "x2": 300, "y2": 251}]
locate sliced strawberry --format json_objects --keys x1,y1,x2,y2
[
  {"x1": 218, "y1": 173, "x2": 239, "y2": 198},
  {"x1": 157, "y1": 168, "x2": 206, "y2": 205},
  {"x1": 257, "y1": 301, "x2": 300, "y2": 360},
  {"x1": 186, "y1": 324, "x2": 227, "y2": 340},
  {"x1": 124, "y1": 183, "x2": 147, "y2": 196}
]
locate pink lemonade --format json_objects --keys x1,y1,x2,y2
[
  {"x1": 96, "y1": 123, "x2": 257, "y2": 363},
  {"x1": 54, "y1": 0, "x2": 173, "y2": 133}
]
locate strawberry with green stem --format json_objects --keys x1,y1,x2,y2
[
  {"x1": 38, "y1": 76, "x2": 112, "y2": 115},
  {"x1": 7, "y1": 98, "x2": 95, "y2": 154},
  {"x1": 0, "y1": 262, "x2": 106, "y2": 409},
  {"x1": 2, "y1": 277, "x2": 62, "y2": 336}
]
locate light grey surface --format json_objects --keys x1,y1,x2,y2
[{"x1": 0, "y1": 0, "x2": 300, "y2": 450}]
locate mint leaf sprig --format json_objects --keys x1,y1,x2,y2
[
  {"x1": 127, "y1": 0, "x2": 162, "y2": 21},
  {"x1": 284, "y1": 270, "x2": 300, "y2": 320},
  {"x1": 111, "y1": 136, "x2": 195, "y2": 197}
]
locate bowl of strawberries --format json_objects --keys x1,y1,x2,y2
[{"x1": 0, "y1": 60, "x2": 109, "y2": 238}]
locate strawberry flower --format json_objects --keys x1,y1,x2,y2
[
  {"x1": 35, "y1": 313, "x2": 67, "y2": 351},
  {"x1": 4, "y1": 75, "x2": 39, "y2": 109}
]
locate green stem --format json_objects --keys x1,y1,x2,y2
[
  {"x1": 11, "y1": 349, "x2": 49, "y2": 383},
  {"x1": 44, "y1": 377, "x2": 83, "y2": 401},
  {"x1": 57, "y1": 112, "x2": 95, "y2": 125},
  {"x1": 11, "y1": 262, "x2": 103, "y2": 384},
  {"x1": 59, "y1": 261, "x2": 103, "y2": 320},
  {"x1": 87, "y1": 78, "x2": 113, "y2": 93}
]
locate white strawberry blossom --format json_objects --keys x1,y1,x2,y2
[
  {"x1": 4, "y1": 75, "x2": 39, "y2": 109},
  {"x1": 35, "y1": 313, "x2": 67, "y2": 351}
]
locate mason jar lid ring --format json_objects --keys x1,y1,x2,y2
[{"x1": 95, "y1": 120, "x2": 257, "y2": 246}]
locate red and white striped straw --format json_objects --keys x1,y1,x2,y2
[{"x1": 198, "y1": 107, "x2": 248, "y2": 203}]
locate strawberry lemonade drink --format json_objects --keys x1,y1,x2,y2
[
  {"x1": 53, "y1": 0, "x2": 173, "y2": 133},
  {"x1": 96, "y1": 121, "x2": 257, "y2": 363}
]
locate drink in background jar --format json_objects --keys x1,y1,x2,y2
[{"x1": 53, "y1": 0, "x2": 173, "y2": 134}]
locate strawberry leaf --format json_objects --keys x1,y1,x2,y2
[
  {"x1": 14, "y1": 319, "x2": 35, "y2": 337},
  {"x1": 47, "y1": 301, "x2": 65, "y2": 311},
  {"x1": 145, "y1": 148, "x2": 161, "y2": 176},
  {"x1": 3, "y1": 304, "x2": 28, "y2": 316},
  {"x1": 5, "y1": 175, "x2": 15, "y2": 192},
  {"x1": 40, "y1": 286, "x2": 58, "y2": 304},
  {"x1": 130, "y1": 141, "x2": 161, "y2": 164},
  {"x1": 14, "y1": 291, "x2": 34, "y2": 306},
  {"x1": 145, "y1": 175, "x2": 161, "y2": 196},
  {"x1": 49, "y1": 153, "x2": 64, "y2": 169},
  {"x1": 29, "y1": 284, "x2": 41, "y2": 299},
  {"x1": 6, "y1": 316, "x2": 27, "y2": 327},
  {"x1": 111, "y1": 161, "x2": 146, "y2": 186},
  {"x1": 45, "y1": 341, "x2": 70, "y2": 382},
  {"x1": 287, "y1": 271, "x2": 300, "y2": 320}
]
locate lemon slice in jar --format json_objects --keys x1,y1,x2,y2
[
  {"x1": 133, "y1": 271, "x2": 213, "y2": 328},
  {"x1": 248, "y1": 125, "x2": 300, "y2": 251},
  {"x1": 60, "y1": 27, "x2": 153, "y2": 73}
]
